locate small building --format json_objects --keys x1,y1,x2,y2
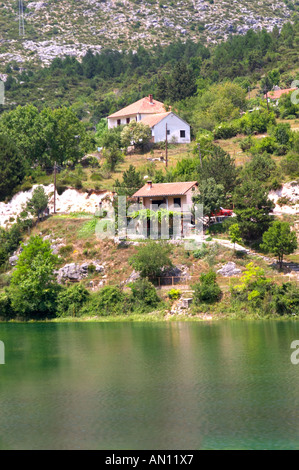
[
  {"x1": 108, "y1": 94, "x2": 167, "y2": 129},
  {"x1": 141, "y1": 111, "x2": 191, "y2": 144},
  {"x1": 107, "y1": 94, "x2": 191, "y2": 143},
  {"x1": 132, "y1": 180, "x2": 198, "y2": 213},
  {"x1": 131, "y1": 180, "x2": 198, "y2": 238},
  {"x1": 264, "y1": 87, "x2": 297, "y2": 106}
]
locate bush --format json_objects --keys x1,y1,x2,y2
[
  {"x1": 80, "y1": 285, "x2": 126, "y2": 316},
  {"x1": 192, "y1": 271, "x2": 222, "y2": 304},
  {"x1": 168, "y1": 288, "x2": 181, "y2": 300},
  {"x1": 271, "y1": 282, "x2": 299, "y2": 315},
  {"x1": 0, "y1": 292, "x2": 14, "y2": 319},
  {"x1": 56, "y1": 284, "x2": 90, "y2": 317},
  {"x1": 193, "y1": 244, "x2": 208, "y2": 259},
  {"x1": 214, "y1": 121, "x2": 239, "y2": 139},
  {"x1": 129, "y1": 278, "x2": 161, "y2": 312},
  {"x1": 281, "y1": 153, "x2": 299, "y2": 177},
  {"x1": 90, "y1": 173, "x2": 102, "y2": 182},
  {"x1": 129, "y1": 241, "x2": 173, "y2": 281}
]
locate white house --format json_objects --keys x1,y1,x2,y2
[
  {"x1": 108, "y1": 94, "x2": 166, "y2": 129},
  {"x1": 107, "y1": 94, "x2": 191, "y2": 143},
  {"x1": 141, "y1": 111, "x2": 190, "y2": 144}
]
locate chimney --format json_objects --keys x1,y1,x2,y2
[
  {"x1": 147, "y1": 180, "x2": 152, "y2": 189},
  {"x1": 149, "y1": 94, "x2": 153, "y2": 104}
]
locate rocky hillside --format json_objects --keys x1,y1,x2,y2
[{"x1": 0, "y1": 0, "x2": 296, "y2": 66}]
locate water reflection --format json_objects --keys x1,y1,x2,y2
[{"x1": 0, "y1": 321, "x2": 298, "y2": 449}]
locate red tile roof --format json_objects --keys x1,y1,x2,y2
[
  {"x1": 140, "y1": 112, "x2": 172, "y2": 128},
  {"x1": 132, "y1": 181, "x2": 198, "y2": 198},
  {"x1": 108, "y1": 96, "x2": 167, "y2": 118},
  {"x1": 264, "y1": 88, "x2": 297, "y2": 100}
]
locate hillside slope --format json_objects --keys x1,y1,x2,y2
[{"x1": 0, "y1": 0, "x2": 296, "y2": 66}]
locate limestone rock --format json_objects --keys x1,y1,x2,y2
[{"x1": 217, "y1": 262, "x2": 241, "y2": 277}]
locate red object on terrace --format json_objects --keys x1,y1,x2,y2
[{"x1": 211, "y1": 208, "x2": 233, "y2": 217}]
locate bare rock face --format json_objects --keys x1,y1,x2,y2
[
  {"x1": 8, "y1": 255, "x2": 19, "y2": 266},
  {"x1": 217, "y1": 262, "x2": 241, "y2": 277},
  {"x1": 56, "y1": 262, "x2": 105, "y2": 283}
]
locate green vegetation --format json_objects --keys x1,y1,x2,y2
[
  {"x1": 192, "y1": 271, "x2": 222, "y2": 305},
  {"x1": 261, "y1": 221, "x2": 298, "y2": 269},
  {"x1": 2, "y1": 21, "x2": 299, "y2": 321},
  {"x1": 129, "y1": 241, "x2": 173, "y2": 281}
]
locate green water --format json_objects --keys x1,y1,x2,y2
[{"x1": 0, "y1": 320, "x2": 299, "y2": 450}]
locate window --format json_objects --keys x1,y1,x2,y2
[
  {"x1": 151, "y1": 199, "x2": 166, "y2": 209},
  {"x1": 126, "y1": 117, "x2": 130, "y2": 124},
  {"x1": 117, "y1": 119, "x2": 121, "y2": 126},
  {"x1": 180, "y1": 130, "x2": 186, "y2": 138},
  {"x1": 174, "y1": 198, "x2": 181, "y2": 207}
]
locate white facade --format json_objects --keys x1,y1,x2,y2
[
  {"x1": 152, "y1": 113, "x2": 190, "y2": 144},
  {"x1": 108, "y1": 113, "x2": 144, "y2": 129}
]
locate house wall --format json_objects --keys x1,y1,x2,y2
[
  {"x1": 108, "y1": 114, "x2": 138, "y2": 129},
  {"x1": 140, "y1": 194, "x2": 192, "y2": 212},
  {"x1": 152, "y1": 114, "x2": 190, "y2": 144},
  {"x1": 108, "y1": 112, "x2": 156, "y2": 129}
]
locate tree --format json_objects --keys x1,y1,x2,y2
[
  {"x1": 192, "y1": 178, "x2": 225, "y2": 225},
  {"x1": 200, "y1": 145, "x2": 237, "y2": 194},
  {"x1": 129, "y1": 240, "x2": 173, "y2": 280},
  {"x1": 9, "y1": 236, "x2": 60, "y2": 318},
  {"x1": 26, "y1": 186, "x2": 49, "y2": 221},
  {"x1": 114, "y1": 165, "x2": 143, "y2": 196},
  {"x1": 0, "y1": 105, "x2": 93, "y2": 168},
  {"x1": 167, "y1": 61, "x2": 196, "y2": 102},
  {"x1": 102, "y1": 147, "x2": 124, "y2": 173},
  {"x1": 121, "y1": 121, "x2": 152, "y2": 151},
  {"x1": 193, "y1": 271, "x2": 222, "y2": 304},
  {"x1": 0, "y1": 104, "x2": 44, "y2": 164},
  {"x1": 39, "y1": 106, "x2": 93, "y2": 166},
  {"x1": 233, "y1": 180, "x2": 275, "y2": 241},
  {"x1": 260, "y1": 221, "x2": 298, "y2": 269},
  {"x1": 242, "y1": 153, "x2": 276, "y2": 183},
  {"x1": 98, "y1": 124, "x2": 123, "y2": 150},
  {"x1": 229, "y1": 224, "x2": 242, "y2": 250},
  {"x1": 0, "y1": 133, "x2": 26, "y2": 201}
]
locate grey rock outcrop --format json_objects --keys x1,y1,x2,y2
[
  {"x1": 56, "y1": 262, "x2": 105, "y2": 283},
  {"x1": 9, "y1": 255, "x2": 19, "y2": 266},
  {"x1": 217, "y1": 262, "x2": 241, "y2": 277}
]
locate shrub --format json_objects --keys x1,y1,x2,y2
[
  {"x1": 91, "y1": 173, "x2": 102, "y2": 181},
  {"x1": 231, "y1": 263, "x2": 272, "y2": 308},
  {"x1": 192, "y1": 271, "x2": 222, "y2": 304},
  {"x1": 271, "y1": 282, "x2": 299, "y2": 315},
  {"x1": 129, "y1": 278, "x2": 161, "y2": 312},
  {"x1": 168, "y1": 288, "x2": 181, "y2": 300},
  {"x1": 129, "y1": 241, "x2": 173, "y2": 281},
  {"x1": 80, "y1": 285, "x2": 126, "y2": 316},
  {"x1": 56, "y1": 284, "x2": 90, "y2": 317},
  {"x1": 193, "y1": 243, "x2": 208, "y2": 259},
  {"x1": 281, "y1": 153, "x2": 299, "y2": 177},
  {"x1": 0, "y1": 292, "x2": 14, "y2": 319}
]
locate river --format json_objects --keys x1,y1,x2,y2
[{"x1": 0, "y1": 320, "x2": 298, "y2": 450}]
